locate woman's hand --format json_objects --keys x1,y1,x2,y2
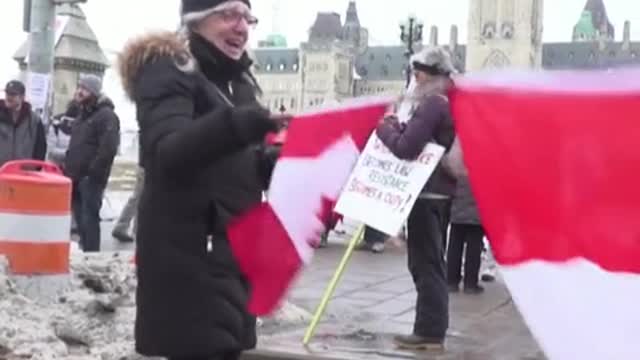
[{"x1": 270, "y1": 113, "x2": 293, "y2": 130}]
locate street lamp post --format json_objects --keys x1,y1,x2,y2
[{"x1": 399, "y1": 14, "x2": 424, "y2": 87}]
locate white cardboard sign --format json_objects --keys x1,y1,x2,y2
[
  {"x1": 26, "y1": 72, "x2": 51, "y2": 114},
  {"x1": 335, "y1": 134, "x2": 445, "y2": 235}
]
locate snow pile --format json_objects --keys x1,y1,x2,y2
[
  {"x1": 0, "y1": 252, "x2": 311, "y2": 360},
  {"x1": 0, "y1": 252, "x2": 142, "y2": 360}
]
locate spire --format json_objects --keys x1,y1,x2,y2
[
  {"x1": 582, "y1": 0, "x2": 615, "y2": 40},
  {"x1": 341, "y1": 1, "x2": 365, "y2": 51},
  {"x1": 344, "y1": 1, "x2": 360, "y2": 26},
  {"x1": 271, "y1": 0, "x2": 282, "y2": 34},
  {"x1": 257, "y1": 0, "x2": 287, "y2": 48}
]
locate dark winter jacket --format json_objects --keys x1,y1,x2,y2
[
  {"x1": 376, "y1": 93, "x2": 456, "y2": 197},
  {"x1": 118, "y1": 31, "x2": 279, "y2": 358},
  {"x1": 0, "y1": 100, "x2": 46, "y2": 167},
  {"x1": 448, "y1": 139, "x2": 482, "y2": 225},
  {"x1": 62, "y1": 96, "x2": 120, "y2": 186},
  {"x1": 451, "y1": 176, "x2": 481, "y2": 224}
]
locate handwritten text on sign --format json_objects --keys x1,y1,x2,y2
[{"x1": 335, "y1": 134, "x2": 445, "y2": 235}]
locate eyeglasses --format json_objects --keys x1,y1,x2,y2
[{"x1": 212, "y1": 10, "x2": 259, "y2": 27}]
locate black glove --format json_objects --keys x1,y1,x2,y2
[
  {"x1": 258, "y1": 143, "x2": 282, "y2": 188},
  {"x1": 231, "y1": 105, "x2": 278, "y2": 145}
]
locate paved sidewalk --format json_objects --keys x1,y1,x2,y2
[
  {"x1": 252, "y1": 232, "x2": 545, "y2": 360},
  {"x1": 100, "y1": 184, "x2": 544, "y2": 359}
]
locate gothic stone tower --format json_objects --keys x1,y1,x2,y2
[{"x1": 466, "y1": 0, "x2": 544, "y2": 71}]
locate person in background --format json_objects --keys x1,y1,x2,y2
[
  {"x1": 359, "y1": 225, "x2": 387, "y2": 253},
  {"x1": 111, "y1": 140, "x2": 143, "y2": 244},
  {"x1": 58, "y1": 74, "x2": 120, "y2": 252},
  {"x1": 48, "y1": 97, "x2": 81, "y2": 167},
  {"x1": 375, "y1": 46, "x2": 457, "y2": 351},
  {"x1": 446, "y1": 137, "x2": 486, "y2": 294},
  {"x1": 0, "y1": 80, "x2": 47, "y2": 167},
  {"x1": 117, "y1": 0, "x2": 286, "y2": 358},
  {"x1": 49, "y1": 98, "x2": 82, "y2": 235}
]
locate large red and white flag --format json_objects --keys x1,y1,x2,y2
[
  {"x1": 450, "y1": 68, "x2": 640, "y2": 360},
  {"x1": 228, "y1": 97, "x2": 392, "y2": 315}
]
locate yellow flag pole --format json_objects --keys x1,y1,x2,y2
[{"x1": 303, "y1": 223, "x2": 366, "y2": 345}]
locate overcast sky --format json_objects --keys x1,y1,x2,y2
[
  {"x1": 2, "y1": 0, "x2": 640, "y2": 96},
  {"x1": 2, "y1": 0, "x2": 640, "y2": 82}
]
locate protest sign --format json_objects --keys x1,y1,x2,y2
[{"x1": 335, "y1": 134, "x2": 445, "y2": 235}]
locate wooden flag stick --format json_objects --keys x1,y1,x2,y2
[{"x1": 303, "y1": 223, "x2": 366, "y2": 345}]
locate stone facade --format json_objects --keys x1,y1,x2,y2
[
  {"x1": 253, "y1": 0, "x2": 640, "y2": 112},
  {"x1": 465, "y1": 0, "x2": 544, "y2": 71}
]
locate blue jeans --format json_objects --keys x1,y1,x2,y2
[{"x1": 72, "y1": 177, "x2": 105, "y2": 252}]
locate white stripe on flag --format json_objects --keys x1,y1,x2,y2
[
  {"x1": 457, "y1": 67, "x2": 640, "y2": 94},
  {"x1": 501, "y1": 259, "x2": 640, "y2": 360},
  {"x1": 269, "y1": 135, "x2": 361, "y2": 264},
  {"x1": 0, "y1": 213, "x2": 71, "y2": 243}
]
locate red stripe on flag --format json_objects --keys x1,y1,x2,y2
[
  {"x1": 228, "y1": 99, "x2": 392, "y2": 315},
  {"x1": 227, "y1": 202, "x2": 303, "y2": 315},
  {"x1": 283, "y1": 103, "x2": 389, "y2": 158},
  {"x1": 450, "y1": 85, "x2": 640, "y2": 274}
]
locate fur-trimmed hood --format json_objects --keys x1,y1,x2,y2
[{"x1": 117, "y1": 31, "x2": 193, "y2": 101}]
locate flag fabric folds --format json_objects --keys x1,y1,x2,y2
[
  {"x1": 450, "y1": 68, "x2": 640, "y2": 360},
  {"x1": 227, "y1": 97, "x2": 392, "y2": 315}
]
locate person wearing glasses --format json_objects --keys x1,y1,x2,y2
[{"x1": 118, "y1": 1, "x2": 286, "y2": 359}]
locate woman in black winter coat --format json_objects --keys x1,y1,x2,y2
[{"x1": 118, "y1": 1, "x2": 285, "y2": 359}]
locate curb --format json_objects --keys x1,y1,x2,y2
[{"x1": 241, "y1": 350, "x2": 346, "y2": 360}]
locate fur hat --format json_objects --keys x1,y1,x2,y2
[{"x1": 410, "y1": 46, "x2": 458, "y2": 76}]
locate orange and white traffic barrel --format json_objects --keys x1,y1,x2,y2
[{"x1": 0, "y1": 160, "x2": 72, "y2": 275}]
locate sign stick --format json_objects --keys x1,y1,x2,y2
[{"x1": 303, "y1": 224, "x2": 365, "y2": 345}]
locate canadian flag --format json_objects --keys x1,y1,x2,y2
[
  {"x1": 228, "y1": 97, "x2": 392, "y2": 315},
  {"x1": 450, "y1": 68, "x2": 640, "y2": 360}
]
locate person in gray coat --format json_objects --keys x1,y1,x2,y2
[
  {"x1": 0, "y1": 80, "x2": 47, "y2": 167},
  {"x1": 446, "y1": 138, "x2": 486, "y2": 294},
  {"x1": 376, "y1": 46, "x2": 457, "y2": 351}
]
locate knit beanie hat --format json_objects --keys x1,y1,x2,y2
[
  {"x1": 78, "y1": 74, "x2": 102, "y2": 97},
  {"x1": 181, "y1": 0, "x2": 251, "y2": 16}
]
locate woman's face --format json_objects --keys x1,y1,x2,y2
[
  {"x1": 413, "y1": 69, "x2": 433, "y2": 86},
  {"x1": 194, "y1": 2, "x2": 257, "y2": 60}
]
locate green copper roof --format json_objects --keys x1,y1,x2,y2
[
  {"x1": 574, "y1": 11, "x2": 597, "y2": 39},
  {"x1": 266, "y1": 34, "x2": 287, "y2": 47}
]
